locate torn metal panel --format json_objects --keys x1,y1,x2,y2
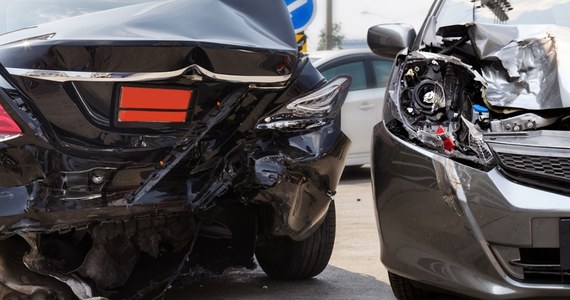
[
  {"x1": 251, "y1": 123, "x2": 350, "y2": 240},
  {"x1": 432, "y1": 156, "x2": 465, "y2": 216},
  {"x1": 456, "y1": 23, "x2": 570, "y2": 110},
  {"x1": 0, "y1": 237, "x2": 77, "y2": 299}
]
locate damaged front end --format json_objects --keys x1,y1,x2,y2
[
  {"x1": 0, "y1": 0, "x2": 351, "y2": 298},
  {"x1": 371, "y1": 3, "x2": 570, "y2": 297},
  {"x1": 384, "y1": 22, "x2": 570, "y2": 180},
  {"x1": 386, "y1": 50, "x2": 494, "y2": 167}
]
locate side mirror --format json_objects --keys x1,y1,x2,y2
[{"x1": 367, "y1": 24, "x2": 416, "y2": 58}]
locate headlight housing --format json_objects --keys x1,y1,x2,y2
[{"x1": 386, "y1": 51, "x2": 495, "y2": 168}]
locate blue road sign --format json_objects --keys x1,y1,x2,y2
[{"x1": 284, "y1": 0, "x2": 316, "y2": 33}]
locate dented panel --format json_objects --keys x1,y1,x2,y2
[{"x1": 468, "y1": 23, "x2": 569, "y2": 109}]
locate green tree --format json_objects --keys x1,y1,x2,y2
[{"x1": 318, "y1": 23, "x2": 344, "y2": 50}]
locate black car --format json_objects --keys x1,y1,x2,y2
[{"x1": 0, "y1": 0, "x2": 351, "y2": 298}]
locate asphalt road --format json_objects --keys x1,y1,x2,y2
[{"x1": 167, "y1": 166, "x2": 396, "y2": 299}]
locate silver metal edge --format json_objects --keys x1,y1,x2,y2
[{"x1": 6, "y1": 64, "x2": 291, "y2": 84}]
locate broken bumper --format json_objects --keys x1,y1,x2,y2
[
  {"x1": 0, "y1": 120, "x2": 349, "y2": 298},
  {"x1": 0, "y1": 121, "x2": 349, "y2": 239},
  {"x1": 372, "y1": 121, "x2": 570, "y2": 299}
]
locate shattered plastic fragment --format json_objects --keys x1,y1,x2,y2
[{"x1": 435, "y1": 126, "x2": 455, "y2": 152}]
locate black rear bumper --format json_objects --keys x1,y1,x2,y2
[{"x1": 0, "y1": 118, "x2": 349, "y2": 241}]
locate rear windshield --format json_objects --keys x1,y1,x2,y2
[{"x1": 0, "y1": 0, "x2": 160, "y2": 35}]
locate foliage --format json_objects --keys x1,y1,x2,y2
[{"x1": 317, "y1": 23, "x2": 344, "y2": 50}]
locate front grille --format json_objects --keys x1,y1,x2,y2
[
  {"x1": 495, "y1": 152, "x2": 570, "y2": 194},
  {"x1": 498, "y1": 153, "x2": 570, "y2": 179},
  {"x1": 514, "y1": 248, "x2": 570, "y2": 284}
]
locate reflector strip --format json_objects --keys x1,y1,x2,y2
[
  {"x1": 0, "y1": 105, "x2": 21, "y2": 134},
  {"x1": 120, "y1": 87, "x2": 191, "y2": 110},
  {"x1": 118, "y1": 86, "x2": 192, "y2": 123},
  {"x1": 118, "y1": 110, "x2": 187, "y2": 123}
]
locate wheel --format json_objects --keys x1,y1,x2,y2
[
  {"x1": 255, "y1": 201, "x2": 336, "y2": 280},
  {"x1": 388, "y1": 272, "x2": 430, "y2": 300}
]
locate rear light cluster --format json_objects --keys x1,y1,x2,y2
[
  {"x1": 0, "y1": 104, "x2": 21, "y2": 142},
  {"x1": 256, "y1": 76, "x2": 351, "y2": 131},
  {"x1": 118, "y1": 86, "x2": 192, "y2": 123}
]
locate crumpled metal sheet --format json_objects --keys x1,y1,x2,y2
[
  {"x1": 0, "y1": 0, "x2": 297, "y2": 76},
  {"x1": 432, "y1": 155, "x2": 465, "y2": 217},
  {"x1": 468, "y1": 23, "x2": 570, "y2": 109},
  {"x1": 0, "y1": 0, "x2": 296, "y2": 51}
]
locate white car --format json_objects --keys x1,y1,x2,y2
[{"x1": 311, "y1": 49, "x2": 393, "y2": 167}]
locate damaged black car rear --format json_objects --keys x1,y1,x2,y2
[{"x1": 0, "y1": 1, "x2": 351, "y2": 298}]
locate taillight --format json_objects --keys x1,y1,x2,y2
[
  {"x1": 256, "y1": 75, "x2": 351, "y2": 131},
  {"x1": 0, "y1": 104, "x2": 21, "y2": 142}
]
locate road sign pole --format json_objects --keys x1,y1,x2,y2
[{"x1": 325, "y1": 0, "x2": 333, "y2": 50}]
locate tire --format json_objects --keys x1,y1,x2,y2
[
  {"x1": 255, "y1": 201, "x2": 336, "y2": 280},
  {"x1": 388, "y1": 272, "x2": 430, "y2": 300}
]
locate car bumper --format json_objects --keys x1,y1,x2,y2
[
  {"x1": 0, "y1": 121, "x2": 349, "y2": 239},
  {"x1": 372, "y1": 120, "x2": 570, "y2": 299}
]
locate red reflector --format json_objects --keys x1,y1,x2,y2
[
  {"x1": 0, "y1": 105, "x2": 21, "y2": 135},
  {"x1": 118, "y1": 86, "x2": 192, "y2": 123},
  {"x1": 118, "y1": 110, "x2": 187, "y2": 123},
  {"x1": 120, "y1": 87, "x2": 191, "y2": 110}
]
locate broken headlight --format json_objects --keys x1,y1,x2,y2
[
  {"x1": 389, "y1": 52, "x2": 494, "y2": 168},
  {"x1": 257, "y1": 76, "x2": 350, "y2": 131}
]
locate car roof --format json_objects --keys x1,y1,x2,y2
[{"x1": 308, "y1": 48, "x2": 389, "y2": 68}]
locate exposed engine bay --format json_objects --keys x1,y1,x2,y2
[{"x1": 387, "y1": 22, "x2": 570, "y2": 169}]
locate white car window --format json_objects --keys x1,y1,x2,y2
[
  {"x1": 372, "y1": 59, "x2": 392, "y2": 88},
  {"x1": 321, "y1": 61, "x2": 366, "y2": 91}
]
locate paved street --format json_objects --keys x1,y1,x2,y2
[{"x1": 168, "y1": 167, "x2": 396, "y2": 299}]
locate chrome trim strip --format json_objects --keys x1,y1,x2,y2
[
  {"x1": 510, "y1": 259, "x2": 561, "y2": 269},
  {"x1": 192, "y1": 65, "x2": 290, "y2": 84},
  {"x1": 6, "y1": 64, "x2": 291, "y2": 84}
]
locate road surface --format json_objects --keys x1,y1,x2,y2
[{"x1": 167, "y1": 167, "x2": 396, "y2": 299}]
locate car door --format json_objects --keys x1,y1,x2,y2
[{"x1": 320, "y1": 54, "x2": 392, "y2": 166}]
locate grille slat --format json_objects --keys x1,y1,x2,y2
[
  {"x1": 516, "y1": 248, "x2": 570, "y2": 284},
  {"x1": 498, "y1": 153, "x2": 570, "y2": 179},
  {"x1": 494, "y1": 152, "x2": 570, "y2": 194}
]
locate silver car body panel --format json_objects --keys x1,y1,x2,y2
[
  {"x1": 373, "y1": 0, "x2": 570, "y2": 298},
  {"x1": 470, "y1": 23, "x2": 570, "y2": 110},
  {"x1": 373, "y1": 121, "x2": 570, "y2": 299}
]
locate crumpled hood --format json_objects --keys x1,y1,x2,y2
[{"x1": 461, "y1": 23, "x2": 570, "y2": 110}]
